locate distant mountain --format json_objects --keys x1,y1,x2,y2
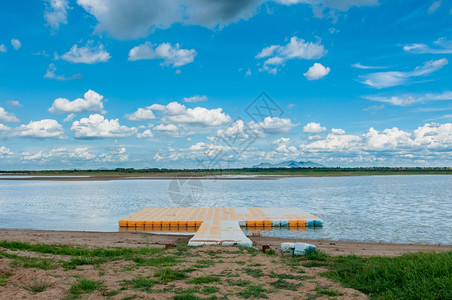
[{"x1": 251, "y1": 160, "x2": 325, "y2": 168}]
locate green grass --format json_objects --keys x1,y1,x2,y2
[
  {"x1": 243, "y1": 268, "x2": 264, "y2": 278},
  {"x1": 154, "y1": 268, "x2": 189, "y2": 284},
  {"x1": 226, "y1": 279, "x2": 251, "y2": 286},
  {"x1": 189, "y1": 276, "x2": 220, "y2": 284},
  {"x1": 173, "y1": 294, "x2": 202, "y2": 300},
  {"x1": 315, "y1": 285, "x2": 343, "y2": 296},
  {"x1": 122, "y1": 276, "x2": 156, "y2": 292},
  {"x1": 324, "y1": 251, "x2": 452, "y2": 300},
  {"x1": 23, "y1": 278, "x2": 52, "y2": 294},
  {"x1": 69, "y1": 278, "x2": 104, "y2": 295},
  {"x1": 0, "y1": 271, "x2": 12, "y2": 286},
  {"x1": 269, "y1": 278, "x2": 298, "y2": 291},
  {"x1": 133, "y1": 255, "x2": 178, "y2": 266},
  {"x1": 0, "y1": 241, "x2": 163, "y2": 259},
  {"x1": 201, "y1": 286, "x2": 219, "y2": 294},
  {"x1": 237, "y1": 284, "x2": 269, "y2": 299}
]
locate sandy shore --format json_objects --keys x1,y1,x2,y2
[{"x1": 1, "y1": 229, "x2": 450, "y2": 257}]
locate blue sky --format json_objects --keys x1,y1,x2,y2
[{"x1": 1, "y1": 0, "x2": 452, "y2": 170}]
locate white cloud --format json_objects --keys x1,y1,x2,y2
[
  {"x1": 0, "y1": 107, "x2": 19, "y2": 122},
  {"x1": 154, "y1": 123, "x2": 178, "y2": 131},
  {"x1": 0, "y1": 146, "x2": 13, "y2": 157},
  {"x1": 151, "y1": 101, "x2": 231, "y2": 126},
  {"x1": 125, "y1": 108, "x2": 155, "y2": 121},
  {"x1": 351, "y1": 63, "x2": 387, "y2": 69},
  {"x1": 49, "y1": 90, "x2": 106, "y2": 114},
  {"x1": 44, "y1": 63, "x2": 82, "y2": 81},
  {"x1": 257, "y1": 37, "x2": 327, "y2": 74},
  {"x1": 331, "y1": 128, "x2": 346, "y2": 135},
  {"x1": 403, "y1": 38, "x2": 452, "y2": 54},
  {"x1": 128, "y1": 42, "x2": 197, "y2": 67},
  {"x1": 364, "y1": 91, "x2": 452, "y2": 106},
  {"x1": 252, "y1": 117, "x2": 298, "y2": 134},
  {"x1": 136, "y1": 129, "x2": 153, "y2": 139},
  {"x1": 245, "y1": 68, "x2": 252, "y2": 77},
  {"x1": 77, "y1": 0, "x2": 261, "y2": 39},
  {"x1": 0, "y1": 44, "x2": 6, "y2": 53},
  {"x1": 303, "y1": 62, "x2": 330, "y2": 80},
  {"x1": 44, "y1": 0, "x2": 70, "y2": 29},
  {"x1": 6, "y1": 100, "x2": 22, "y2": 107},
  {"x1": 189, "y1": 142, "x2": 227, "y2": 158},
  {"x1": 428, "y1": 0, "x2": 441, "y2": 14},
  {"x1": 71, "y1": 114, "x2": 137, "y2": 139},
  {"x1": 17, "y1": 119, "x2": 65, "y2": 139},
  {"x1": 63, "y1": 113, "x2": 75, "y2": 123},
  {"x1": 183, "y1": 95, "x2": 207, "y2": 103},
  {"x1": 303, "y1": 122, "x2": 326, "y2": 133},
  {"x1": 11, "y1": 39, "x2": 21, "y2": 50},
  {"x1": 61, "y1": 41, "x2": 111, "y2": 64},
  {"x1": 360, "y1": 58, "x2": 448, "y2": 88}
]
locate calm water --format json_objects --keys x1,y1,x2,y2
[{"x1": 0, "y1": 175, "x2": 451, "y2": 245}]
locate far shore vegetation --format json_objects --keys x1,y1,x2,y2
[{"x1": 1, "y1": 167, "x2": 451, "y2": 177}]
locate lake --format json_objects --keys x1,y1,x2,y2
[{"x1": 0, "y1": 175, "x2": 451, "y2": 245}]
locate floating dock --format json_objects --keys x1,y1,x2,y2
[{"x1": 119, "y1": 207, "x2": 322, "y2": 247}]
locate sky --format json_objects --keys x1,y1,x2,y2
[{"x1": 0, "y1": 0, "x2": 452, "y2": 170}]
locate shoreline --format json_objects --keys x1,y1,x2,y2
[
  {"x1": 1, "y1": 229, "x2": 451, "y2": 257},
  {"x1": 1, "y1": 172, "x2": 451, "y2": 181}
]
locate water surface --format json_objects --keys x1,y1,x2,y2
[{"x1": 0, "y1": 175, "x2": 450, "y2": 244}]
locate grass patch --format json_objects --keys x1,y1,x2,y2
[
  {"x1": 0, "y1": 240, "x2": 164, "y2": 260},
  {"x1": 122, "y1": 276, "x2": 156, "y2": 292},
  {"x1": 69, "y1": 278, "x2": 104, "y2": 295},
  {"x1": 269, "y1": 272, "x2": 309, "y2": 281},
  {"x1": 11, "y1": 255, "x2": 58, "y2": 270},
  {"x1": 154, "y1": 268, "x2": 188, "y2": 284},
  {"x1": 189, "y1": 276, "x2": 220, "y2": 284},
  {"x1": 201, "y1": 286, "x2": 219, "y2": 294},
  {"x1": 0, "y1": 271, "x2": 12, "y2": 286},
  {"x1": 23, "y1": 278, "x2": 52, "y2": 294},
  {"x1": 243, "y1": 268, "x2": 264, "y2": 278},
  {"x1": 133, "y1": 255, "x2": 178, "y2": 266},
  {"x1": 62, "y1": 257, "x2": 107, "y2": 270},
  {"x1": 324, "y1": 251, "x2": 452, "y2": 300},
  {"x1": 270, "y1": 278, "x2": 298, "y2": 291},
  {"x1": 302, "y1": 261, "x2": 329, "y2": 268},
  {"x1": 193, "y1": 259, "x2": 215, "y2": 268},
  {"x1": 303, "y1": 248, "x2": 328, "y2": 261},
  {"x1": 237, "y1": 284, "x2": 268, "y2": 299},
  {"x1": 315, "y1": 285, "x2": 343, "y2": 296},
  {"x1": 173, "y1": 294, "x2": 202, "y2": 300},
  {"x1": 226, "y1": 279, "x2": 251, "y2": 286}
]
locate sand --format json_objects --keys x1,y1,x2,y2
[{"x1": 1, "y1": 229, "x2": 450, "y2": 257}]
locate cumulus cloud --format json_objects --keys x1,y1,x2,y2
[
  {"x1": 360, "y1": 58, "x2": 448, "y2": 88},
  {"x1": 11, "y1": 39, "x2": 21, "y2": 50},
  {"x1": 0, "y1": 146, "x2": 13, "y2": 157},
  {"x1": 303, "y1": 62, "x2": 330, "y2": 80},
  {"x1": 125, "y1": 108, "x2": 155, "y2": 121},
  {"x1": 0, "y1": 44, "x2": 6, "y2": 53},
  {"x1": 331, "y1": 128, "x2": 346, "y2": 135},
  {"x1": 252, "y1": 117, "x2": 299, "y2": 134},
  {"x1": 0, "y1": 107, "x2": 19, "y2": 123},
  {"x1": 403, "y1": 38, "x2": 452, "y2": 54},
  {"x1": 150, "y1": 102, "x2": 231, "y2": 126},
  {"x1": 44, "y1": 63, "x2": 82, "y2": 81},
  {"x1": 256, "y1": 37, "x2": 327, "y2": 74},
  {"x1": 71, "y1": 114, "x2": 137, "y2": 139},
  {"x1": 364, "y1": 91, "x2": 452, "y2": 106},
  {"x1": 44, "y1": 0, "x2": 70, "y2": 29},
  {"x1": 136, "y1": 129, "x2": 153, "y2": 139},
  {"x1": 128, "y1": 42, "x2": 197, "y2": 67},
  {"x1": 49, "y1": 90, "x2": 106, "y2": 114},
  {"x1": 303, "y1": 122, "x2": 326, "y2": 133},
  {"x1": 60, "y1": 41, "x2": 111, "y2": 64},
  {"x1": 17, "y1": 119, "x2": 65, "y2": 139},
  {"x1": 183, "y1": 95, "x2": 207, "y2": 103},
  {"x1": 77, "y1": 0, "x2": 261, "y2": 39}
]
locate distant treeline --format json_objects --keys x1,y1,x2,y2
[{"x1": 1, "y1": 167, "x2": 451, "y2": 176}]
